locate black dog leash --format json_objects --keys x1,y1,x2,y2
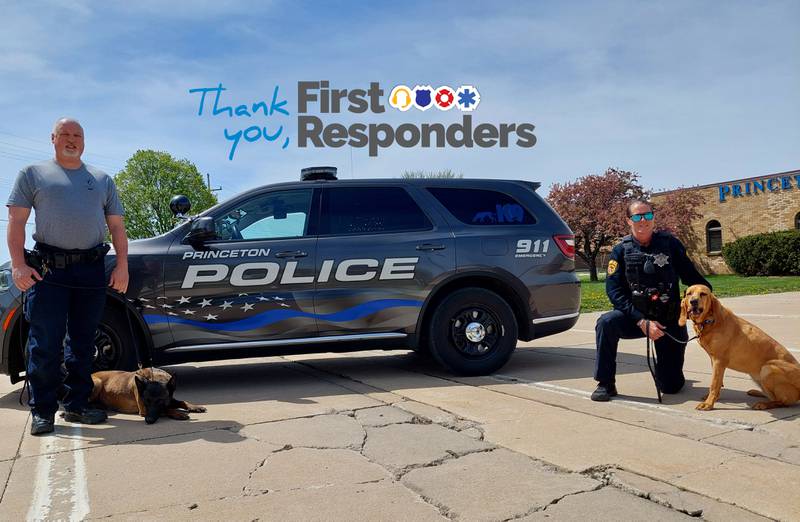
[
  {"x1": 16, "y1": 278, "x2": 147, "y2": 405},
  {"x1": 643, "y1": 318, "x2": 712, "y2": 403},
  {"x1": 644, "y1": 320, "x2": 662, "y2": 403}
]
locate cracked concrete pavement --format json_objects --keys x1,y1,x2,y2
[{"x1": 0, "y1": 291, "x2": 798, "y2": 520}]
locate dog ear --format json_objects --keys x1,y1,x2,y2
[
  {"x1": 678, "y1": 295, "x2": 688, "y2": 327},
  {"x1": 710, "y1": 292, "x2": 721, "y2": 318},
  {"x1": 167, "y1": 374, "x2": 176, "y2": 395},
  {"x1": 134, "y1": 375, "x2": 148, "y2": 396}
]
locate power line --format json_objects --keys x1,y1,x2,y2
[
  {"x1": 0, "y1": 130, "x2": 125, "y2": 163},
  {"x1": 0, "y1": 148, "x2": 122, "y2": 173}
]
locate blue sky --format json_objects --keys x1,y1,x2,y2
[{"x1": 0, "y1": 1, "x2": 798, "y2": 261}]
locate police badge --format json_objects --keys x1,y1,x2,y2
[
  {"x1": 607, "y1": 259, "x2": 618, "y2": 275},
  {"x1": 653, "y1": 253, "x2": 670, "y2": 267}
]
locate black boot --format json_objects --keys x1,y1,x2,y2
[{"x1": 591, "y1": 383, "x2": 618, "y2": 402}]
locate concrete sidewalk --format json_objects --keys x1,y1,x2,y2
[{"x1": 0, "y1": 292, "x2": 798, "y2": 520}]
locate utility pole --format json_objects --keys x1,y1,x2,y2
[{"x1": 206, "y1": 173, "x2": 222, "y2": 193}]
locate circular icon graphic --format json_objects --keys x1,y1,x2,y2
[
  {"x1": 434, "y1": 86, "x2": 456, "y2": 110},
  {"x1": 455, "y1": 85, "x2": 481, "y2": 111},
  {"x1": 389, "y1": 85, "x2": 413, "y2": 111}
]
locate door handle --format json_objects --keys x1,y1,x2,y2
[
  {"x1": 275, "y1": 250, "x2": 308, "y2": 258},
  {"x1": 416, "y1": 244, "x2": 446, "y2": 251}
]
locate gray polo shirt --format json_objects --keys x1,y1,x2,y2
[{"x1": 7, "y1": 159, "x2": 125, "y2": 250}]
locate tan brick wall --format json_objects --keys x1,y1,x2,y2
[{"x1": 652, "y1": 171, "x2": 800, "y2": 275}]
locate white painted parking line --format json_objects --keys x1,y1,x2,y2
[
  {"x1": 69, "y1": 426, "x2": 90, "y2": 521},
  {"x1": 28, "y1": 435, "x2": 56, "y2": 521},
  {"x1": 492, "y1": 374, "x2": 756, "y2": 430},
  {"x1": 27, "y1": 424, "x2": 90, "y2": 522},
  {"x1": 738, "y1": 313, "x2": 800, "y2": 319}
]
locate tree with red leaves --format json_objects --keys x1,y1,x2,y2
[{"x1": 547, "y1": 168, "x2": 704, "y2": 281}]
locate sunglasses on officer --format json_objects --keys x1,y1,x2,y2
[{"x1": 629, "y1": 211, "x2": 654, "y2": 222}]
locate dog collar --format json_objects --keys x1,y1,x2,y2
[{"x1": 696, "y1": 318, "x2": 715, "y2": 333}]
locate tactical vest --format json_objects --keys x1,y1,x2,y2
[{"x1": 621, "y1": 234, "x2": 679, "y2": 321}]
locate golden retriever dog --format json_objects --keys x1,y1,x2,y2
[{"x1": 679, "y1": 284, "x2": 800, "y2": 410}]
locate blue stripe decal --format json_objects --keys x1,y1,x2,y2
[{"x1": 143, "y1": 299, "x2": 422, "y2": 332}]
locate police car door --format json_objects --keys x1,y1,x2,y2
[
  {"x1": 314, "y1": 185, "x2": 454, "y2": 337},
  {"x1": 163, "y1": 188, "x2": 318, "y2": 347}
]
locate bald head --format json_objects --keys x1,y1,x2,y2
[
  {"x1": 52, "y1": 117, "x2": 83, "y2": 135},
  {"x1": 51, "y1": 118, "x2": 85, "y2": 168}
]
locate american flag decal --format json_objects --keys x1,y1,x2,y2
[{"x1": 142, "y1": 293, "x2": 422, "y2": 332}]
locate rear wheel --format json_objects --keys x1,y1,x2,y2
[{"x1": 428, "y1": 288, "x2": 518, "y2": 376}]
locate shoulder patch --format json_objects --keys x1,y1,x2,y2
[{"x1": 607, "y1": 259, "x2": 618, "y2": 275}]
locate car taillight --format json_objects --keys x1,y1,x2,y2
[
  {"x1": 3, "y1": 307, "x2": 17, "y2": 332},
  {"x1": 553, "y1": 234, "x2": 575, "y2": 259}
]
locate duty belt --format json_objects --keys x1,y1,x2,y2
[{"x1": 33, "y1": 242, "x2": 110, "y2": 269}]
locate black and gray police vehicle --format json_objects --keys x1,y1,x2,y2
[{"x1": 0, "y1": 167, "x2": 579, "y2": 382}]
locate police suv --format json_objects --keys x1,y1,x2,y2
[{"x1": 0, "y1": 167, "x2": 579, "y2": 383}]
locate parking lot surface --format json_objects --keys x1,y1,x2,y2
[{"x1": 1, "y1": 292, "x2": 798, "y2": 521}]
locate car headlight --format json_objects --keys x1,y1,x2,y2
[{"x1": 0, "y1": 269, "x2": 11, "y2": 292}]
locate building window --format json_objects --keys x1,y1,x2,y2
[
  {"x1": 706, "y1": 220, "x2": 722, "y2": 253},
  {"x1": 795, "y1": 212, "x2": 800, "y2": 230}
]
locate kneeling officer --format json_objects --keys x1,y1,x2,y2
[{"x1": 592, "y1": 199, "x2": 711, "y2": 402}]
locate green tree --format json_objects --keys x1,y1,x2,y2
[
  {"x1": 401, "y1": 169, "x2": 463, "y2": 178},
  {"x1": 115, "y1": 150, "x2": 218, "y2": 239}
]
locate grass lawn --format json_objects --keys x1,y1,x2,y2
[{"x1": 579, "y1": 274, "x2": 800, "y2": 313}]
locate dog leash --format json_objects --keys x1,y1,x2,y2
[
  {"x1": 644, "y1": 320, "x2": 662, "y2": 403},
  {"x1": 643, "y1": 318, "x2": 713, "y2": 404},
  {"x1": 16, "y1": 278, "x2": 149, "y2": 405}
]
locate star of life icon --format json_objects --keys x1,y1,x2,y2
[{"x1": 455, "y1": 85, "x2": 480, "y2": 111}]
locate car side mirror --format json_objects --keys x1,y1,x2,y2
[{"x1": 184, "y1": 217, "x2": 216, "y2": 244}]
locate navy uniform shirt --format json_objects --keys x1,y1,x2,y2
[{"x1": 605, "y1": 231, "x2": 711, "y2": 323}]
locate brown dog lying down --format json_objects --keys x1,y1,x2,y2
[
  {"x1": 679, "y1": 284, "x2": 800, "y2": 410},
  {"x1": 90, "y1": 368, "x2": 206, "y2": 424}
]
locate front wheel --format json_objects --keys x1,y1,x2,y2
[
  {"x1": 428, "y1": 288, "x2": 518, "y2": 376},
  {"x1": 92, "y1": 307, "x2": 139, "y2": 372}
]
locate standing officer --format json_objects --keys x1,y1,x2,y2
[
  {"x1": 592, "y1": 199, "x2": 710, "y2": 401},
  {"x1": 6, "y1": 118, "x2": 129, "y2": 435}
]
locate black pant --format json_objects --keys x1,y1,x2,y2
[
  {"x1": 594, "y1": 309, "x2": 688, "y2": 393},
  {"x1": 24, "y1": 257, "x2": 106, "y2": 417}
]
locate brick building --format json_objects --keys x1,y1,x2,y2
[{"x1": 651, "y1": 169, "x2": 800, "y2": 274}]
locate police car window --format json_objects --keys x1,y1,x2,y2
[
  {"x1": 427, "y1": 187, "x2": 536, "y2": 225},
  {"x1": 320, "y1": 187, "x2": 432, "y2": 235},
  {"x1": 214, "y1": 189, "x2": 312, "y2": 241}
]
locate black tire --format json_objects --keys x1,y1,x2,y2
[
  {"x1": 92, "y1": 306, "x2": 139, "y2": 372},
  {"x1": 428, "y1": 288, "x2": 518, "y2": 376}
]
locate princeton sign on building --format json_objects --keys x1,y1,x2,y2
[{"x1": 652, "y1": 169, "x2": 800, "y2": 274}]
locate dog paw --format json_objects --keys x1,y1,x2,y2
[
  {"x1": 751, "y1": 401, "x2": 772, "y2": 410},
  {"x1": 190, "y1": 406, "x2": 207, "y2": 413},
  {"x1": 695, "y1": 402, "x2": 714, "y2": 411},
  {"x1": 747, "y1": 389, "x2": 766, "y2": 398}
]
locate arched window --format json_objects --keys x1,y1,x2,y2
[
  {"x1": 706, "y1": 220, "x2": 722, "y2": 253},
  {"x1": 795, "y1": 212, "x2": 800, "y2": 230}
]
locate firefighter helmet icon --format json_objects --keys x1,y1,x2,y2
[
  {"x1": 434, "y1": 86, "x2": 456, "y2": 110},
  {"x1": 389, "y1": 85, "x2": 413, "y2": 111}
]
